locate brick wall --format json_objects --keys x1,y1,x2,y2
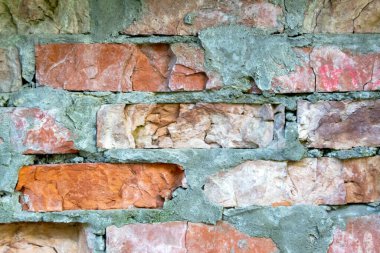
[{"x1": 0, "y1": 0, "x2": 379, "y2": 252}]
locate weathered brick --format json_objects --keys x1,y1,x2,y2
[
  {"x1": 303, "y1": 0, "x2": 380, "y2": 33},
  {"x1": 97, "y1": 103, "x2": 284, "y2": 149},
  {"x1": 106, "y1": 221, "x2": 278, "y2": 253},
  {"x1": 0, "y1": 107, "x2": 76, "y2": 154},
  {"x1": 298, "y1": 100, "x2": 380, "y2": 149},
  {"x1": 0, "y1": 223, "x2": 90, "y2": 253},
  {"x1": 328, "y1": 215, "x2": 380, "y2": 253},
  {"x1": 310, "y1": 47, "x2": 379, "y2": 92},
  {"x1": 36, "y1": 43, "x2": 220, "y2": 92},
  {"x1": 122, "y1": 0, "x2": 284, "y2": 35},
  {"x1": 0, "y1": 47, "x2": 22, "y2": 92},
  {"x1": 268, "y1": 47, "x2": 380, "y2": 93},
  {"x1": 204, "y1": 157, "x2": 380, "y2": 207},
  {"x1": 0, "y1": 0, "x2": 90, "y2": 34},
  {"x1": 16, "y1": 163, "x2": 185, "y2": 211}
]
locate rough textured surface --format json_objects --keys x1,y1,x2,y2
[
  {"x1": 36, "y1": 43, "x2": 219, "y2": 92},
  {"x1": 107, "y1": 221, "x2": 278, "y2": 253},
  {"x1": 298, "y1": 100, "x2": 380, "y2": 149},
  {"x1": 123, "y1": 0, "x2": 284, "y2": 35},
  {"x1": 310, "y1": 47, "x2": 380, "y2": 92},
  {"x1": 205, "y1": 157, "x2": 380, "y2": 207},
  {"x1": 16, "y1": 163, "x2": 185, "y2": 211},
  {"x1": 303, "y1": 0, "x2": 380, "y2": 33},
  {"x1": 97, "y1": 103, "x2": 283, "y2": 149},
  {"x1": 0, "y1": 107, "x2": 76, "y2": 154},
  {"x1": 0, "y1": 0, "x2": 90, "y2": 34},
  {"x1": 270, "y1": 47, "x2": 380, "y2": 93},
  {"x1": 0, "y1": 47, "x2": 22, "y2": 92},
  {"x1": 0, "y1": 223, "x2": 89, "y2": 253},
  {"x1": 328, "y1": 215, "x2": 380, "y2": 253}
]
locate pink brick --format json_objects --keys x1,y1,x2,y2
[
  {"x1": 123, "y1": 0, "x2": 283, "y2": 35},
  {"x1": 106, "y1": 221, "x2": 278, "y2": 253},
  {"x1": 328, "y1": 215, "x2": 380, "y2": 253},
  {"x1": 1, "y1": 107, "x2": 77, "y2": 154}
]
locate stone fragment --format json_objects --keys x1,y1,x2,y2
[
  {"x1": 97, "y1": 103, "x2": 283, "y2": 149},
  {"x1": 298, "y1": 100, "x2": 380, "y2": 149},
  {"x1": 303, "y1": 0, "x2": 380, "y2": 33},
  {"x1": 106, "y1": 221, "x2": 278, "y2": 253},
  {"x1": 0, "y1": 223, "x2": 90, "y2": 253},
  {"x1": 36, "y1": 43, "x2": 219, "y2": 92},
  {"x1": 328, "y1": 215, "x2": 380, "y2": 253},
  {"x1": 0, "y1": 47, "x2": 22, "y2": 92},
  {"x1": 123, "y1": 0, "x2": 283, "y2": 35},
  {"x1": 0, "y1": 107, "x2": 76, "y2": 154},
  {"x1": 16, "y1": 163, "x2": 185, "y2": 211},
  {"x1": 0, "y1": 0, "x2": 90, "y2": 34},
  {"x1": 204, "y1": 157, "x2": 380, "y2": 207}
]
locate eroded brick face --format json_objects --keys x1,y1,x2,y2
[
  {"x1": 204, "y1": 157, "x2": 380, "y2": 207},
  {"x1": 0, "y1": 0, "x2": 90, "y2": 34},
  {"x1": 328, "y1": 215, "x2": 380, "y2": 253},
  {"x1": 122, "y1": 0, "x2": 284, "y2": 35},
  {"x1": 269, "y1": 47, "x2": 380, "y2": 93},
  {"x1": 35, "y1": 43, "x2": 221, "y2": 92},
  {"x1": 0, "y1": 107, "x2": 76, "y2": 154},
  {"x1": 16, "y1": 163, "x2": 185, "y2": 211},
  {"x1": 0, "y1": 223, "x2": 89, "y2": 253},
  {"x1": 303, "y1": 0, "x2": 380, "y2": 33},
  {"x1": 298, "y1": 100, "x2": 380, "y2": 149},
  {"x1": 97, "y1": 103, "x2": 284, "y2": 149},
  {"x1": 0, "y1": 47, "x2": 22, "y2": 92},
  {"x1": 106, "y1": 221, "x2": 278, "y2": 253}
]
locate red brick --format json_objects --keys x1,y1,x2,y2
[
  {"x1": 16, "y1": 163, "x2": 185, "y2": 211},
  {"x1": 0, "y1": 107, "x2": 76, "y2": 154},
  {"x1": 36, "y1": 43, "x2": 219, "y2": 92},
  {"x1": 186, "y1": 222, "x2": 278, "y2": 253},
  {"x1": 298, "y1": 100, "x2": 380, "y2": 149},
  {"x1": 204, "y1": 157, "x2": 380, "y2": 207},
  {"x1": 106, "y1": 221, "x2": 278, "y2": 253},
  {"x1": 328, "y1": 215, "x2": 380, "y2": 253},
  {"x1": 123, "y1": 0, "x2": 284, "y2": 35}
]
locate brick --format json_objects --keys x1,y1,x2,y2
[
  {"x1": 0, "y1": 107, "x2": 76, "y2": 154},
  {"x1": 328, "y1": 215, "x2": 380, "y2": 253},
  {"x1": 36, "y1": 43, "x2": 221, "y2": 92},
  {"x1": 268, "y1": 47, "x2": 380, "y2": 94},
  {"x1": 16, "y1": 163, "x2": 185, "y2": 211},
  {"x1": 204, "y1": 157, "x2": 380, "y2": 207},
  {"x1": 0, "y1": 47, "x2": 22, "y2": 92},
  {"x1": 186, "y1": 222, "x2": 278, "y2": 253},
  {"x1": 303, "y1": 0, "x2": 380, "y2": 33},
  {"x1": 310, "y1": 46, "x2": 379, "y2": 92},
  {"x1": 0, "y1": 223, "x2": 90, "y2": 253},
  {"x1": 0, "y1": 0, "x2": 90, "y2": 34},
  {"x1": 97, "y1": 103, "x2": 284, "y2": 149},
  {"x1": 270, "y1": 47, "x2": 315, "y2": 93},
  {"x1": 122, "y1": 0, "x2": 283, "y2": 35},
  {"x1": 106, "y1": 221, "x2": 278, "y2": 253},
  {"x1": 298, "y1": 100, "x2": 380, "y2": 149}
]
